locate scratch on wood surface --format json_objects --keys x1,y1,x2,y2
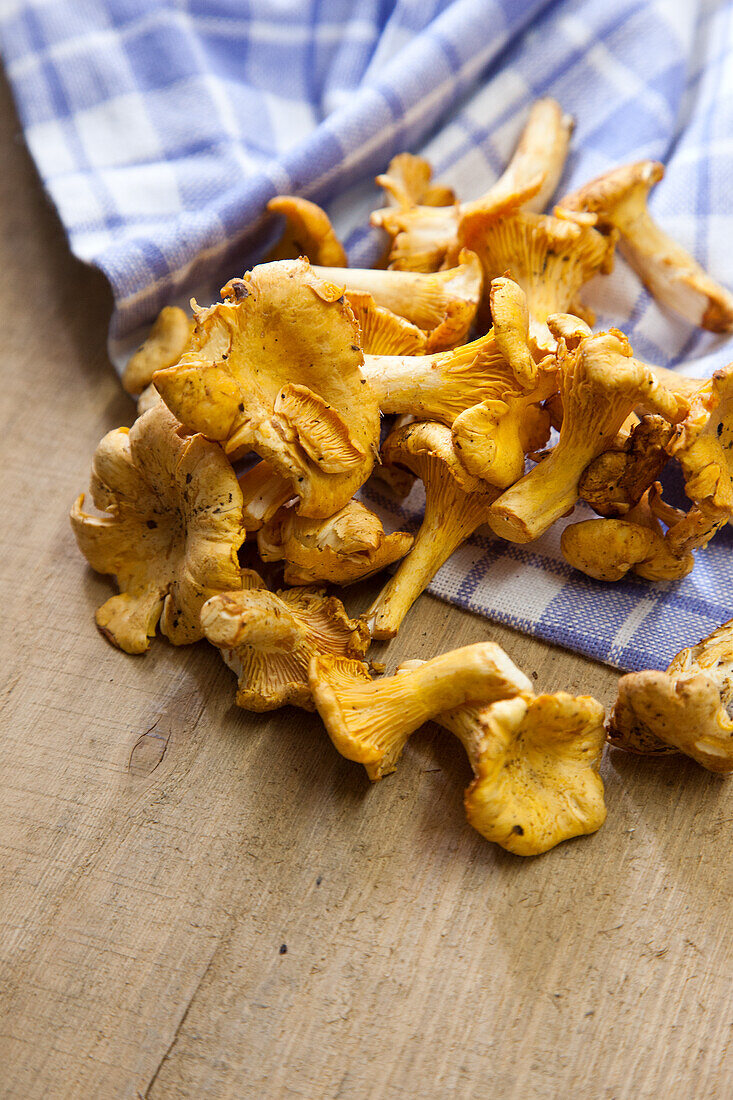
[
  {"x1": 128, "y1": 720, "x2": 169, "y2": 777},
  {"x1": 142, "y1": 944, "x2": 221, "y2": 1098},
  {"x1": 128, "y1": 677, "x2": 205, "y2": 780}
]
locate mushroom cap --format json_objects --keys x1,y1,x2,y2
[
  {"x1": 608, "y1": 618, "x2": 733, "y2": 772},
  {"x1": 122, "y1": 306, "x2": 194, "y2": 397},
  {"x1": 381, "y1": 419, "x2": 487, "y2": 496},
  {"x1": 154, "y1": 259, "x2": 380, "y2": 518},
  {"x1": 610, "y1": 669, "x2": 733, "y2": 774},
  {"x1": 376, "y1": 151, "x2": 455, "y2": 210},
  {"x1": 489, "y1": 276, "x2": 539, "y2": 387},
  {"x1": 258, "y1": 499, "x2": 413, "y2": 586},
  {"x1": 464, "y1": 693, "x2": 607, "y2": 855},
  {"x1": 559, "y1": 160, "x2": 664, "y2": 220},
  {"x1": 202, "y1": 585, "x2": 371, "y2": 711},
  {"x1": 579, "y1": 415, "x2": 674, "y2": 517},
  {"x1": 546, "y1": 312, "x2": 592, "y2": 348},
  {"x1": 451, "y1": 364, "x2": 557, "y2": 488},
  {"x1": 459, "y1": 210, "x2": 615, "y2": 353},
  {"x1": 70, "y1": 402, "x2": 244, "y2": 654},
  {"x1": 265, "y1": 195, "x2": 347, "y2": 266},
  {"x1": 562, "y1": 485, "x2": 694, "y2": 582},
  {"x1": 561, "y1": 517, "x2": 657, "y2": 582},
  {"x1": 668, "y1": 366, "x2": 733, "y2": 553}
]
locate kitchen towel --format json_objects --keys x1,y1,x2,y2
[{"x1": 1, "y1": 0, "x2": 731, "y2": 669}]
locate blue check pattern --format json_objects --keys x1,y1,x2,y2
[{"x1": 1, "y1": 0, "x2": 732, "y2": 670}]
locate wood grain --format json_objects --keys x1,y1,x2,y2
[{"x1": 0, "y1": 70, "x2": 730, "y2": 1100}]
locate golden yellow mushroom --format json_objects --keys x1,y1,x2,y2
[
  {"x1": 579, "y1": 414, "x2": 674, "y2": 517},
  {"x1": 462, "y1": 693, "x2": 607, "y2": 855},
  {"x1": 364, "y1": 421, "x2": 499, "y2": 639},
  {"x1": 609, "y1": 618, "x2": 733, "y2": 773},
  {"x1": 265, "y1": 195, "x2": 347, "y2": 267},
  {"x1": 70, "y1": 402, "x2": 244, "y2": 654},
  {"x1": 559, "y1": 160, "x2": 733, "y2": 332},
  {"x1": 122, "y1": 306, "x2": 194, "y2": 396},
  {"x1": 376, "y1": 150, "x2": 455, "y2": 210},
  {"x1": 202, "y1": 579, "x2": 370, "y2": 711},
  {"x1": 153, "y1": 259, "x2": 380, "y2": 519},
  {"x1": 370, "y1": 98, "x2": 572, "y2": 271},
  {"x1": 257, "y1": 498, "x2": 413, "y2": 586},
  {"x1": 458, "y1": 208, "x2": 615, "y2": 354},
  {"x1": 667, "y1": 365, "x2": 733, "y2": 554},
  {"x1": 488, "y1": 323, "x2": 687, "y2": 543},
  {"x1": 309, "y1": 642, "x2": 535, "y2": 780},
  {"x1": 561, "y1": 484, "x2": 694, "y2": 582}
]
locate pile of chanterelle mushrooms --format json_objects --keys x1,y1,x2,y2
[{"x1": 72, "y1": 99, "x2": 733, "y2": 856}]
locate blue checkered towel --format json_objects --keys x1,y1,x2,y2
[{"x1": 2, "y1": 0, "x2": 732, "y2": 671}]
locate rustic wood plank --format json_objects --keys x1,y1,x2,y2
[{"x1": 0, "y1": 70, "x2": 730, "y2": 1100}]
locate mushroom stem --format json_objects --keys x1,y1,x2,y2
[
  {"x1": 648, "y1": 364, "x2": 702, "y2": 401},
  {"x1": 362, "y1": 333, "x2": 507, "y2": 422},
  {"x1": 488, "y1": 329, "x2": 686, "y2": 543},
  {"x1": 559, "y1": 161, "x2": 733, "y2": 332},
  {"x1": 492, "y1": 97, "x2": 574, "y2": 215},
  {"x1": 365, "y1": 486, "x2": 490, "y2": 639},
  {"x1": 312, "y1": 252, "x2": 481, "y2": 332},
  {"x1": 238, "y1": 460, "x2": 296, "y2": 531},
  {"x1": 489, "y1": 438, "x2": 598, "y2": 543},
  {"x1": 309, "y1": 643, "x2": 530, "y2": 779}
]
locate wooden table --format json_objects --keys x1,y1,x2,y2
[{"x1": 0, "y1": 70, "x2": 730, "y2": 1099}]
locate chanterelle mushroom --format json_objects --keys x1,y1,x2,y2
[
  {"x1": 370, "y1": 98, "x2": 572, "y2": 271},
  {"x1": 579, "y1": 414, "x2": 674, "y2": 517},
  {"x1": 257, "y1": 498, "x2": 413, "y2": 585},
  {"x1": 488, "y1": 323, "x2": 688, "y2": 544},
  {"x1": 559, "y1": 161, "x2": 733, "y2": 333},
  {"x1": 309, "y1": 642, "x2": 533, "y2": 780},
  {"x1": 666, "y1": 365, "x2": 733, "y2": 555},
  {"x1": 153, "y1": 259, "x2": 380, "y2": 519},
  {"x1": 345, "y1": 291, "x2": 427, "y2": 355},
  {"x1": 122, "y1": 306, "x2": 193, "y2": 397},
  {"x1": 561, "y1": 483, "x2": 694, "y2": 582},
  {"x1": 376, "y1": 151, "x2": 455, "y2": 210},
  {"x1": 311, "y1": 250, "x2": 483, "y2": 352},
  {"x1": 371, "y1": 174, "x2": 542, "y2": 274},
  {"x1": 362, "y1": 328, "x2": 538, "y2": 427},
  {"x1": 397, "y1": 658, "x2": 606, "y2": 854},
  {"x1": 70, "y1": 403, "x2": 244, "y2": 654},
  {"x1": 449, "y1": 279, "x2": 558, "y2": 488},
  {"x1": 265, "y1": 195, "x2": 347, "y2": 267},
  {"x1": 489, "y1": 97, "x2": 575, "y2": 217},
  {"x1": 237, "y1": 459, "x2": 296, "y2": 532},
  {"x1": 364, "y1": 421, "x2": 499, "y2": 639},
  {"x1": 458, "y1": 208, "x2": 615, "y2": 354},
  {"x1": 608, "y1": 618, "x2": 733, "y2": 773},
  {"x1": 462, "y1": 693, "x2": 607, "y2": 855},
  {"x1": 202, "y1": 579, "x2": 370, "y2": 711}
]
